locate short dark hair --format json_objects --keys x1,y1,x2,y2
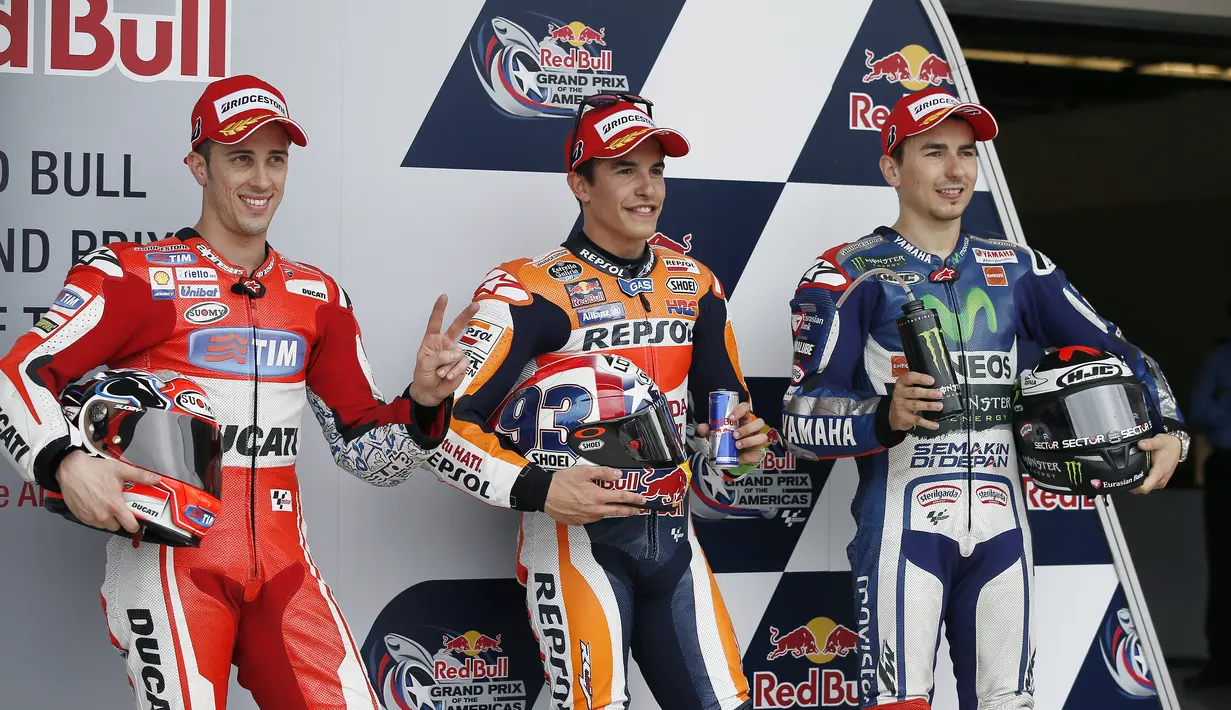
[
  {"x1": 573, "y1": 158, "x2": 596, "y2": 209},
  {"x1": 193, "y1": 139, "x2": 214, "y2": 173},
  {"x1": 575, "y1": 158, "x2": 596, "y2": 183},
  {"x1": 890, "y1": 142, "x2": 904, "y2": 165}
]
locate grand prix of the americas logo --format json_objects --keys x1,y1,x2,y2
[
  {"x1": 1100, "y1": 607, "x2": 1156, "y2": 698},
  {"x1": 470, "y1": 15, "x2": 629, "y2": 118}
]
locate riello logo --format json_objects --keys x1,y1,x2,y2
[{"x1": 0, "y1": 0, "x2": 231, "y2": 81}]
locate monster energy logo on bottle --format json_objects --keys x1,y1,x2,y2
[
  {"x1": 919, "y1": 326, "x2": 946, "y2": 371},
  {"x1": 920, "y1": 288, "x2": 998, "y2": 343},
  {"x1": 1065, "y1": 460, "x2": 1083, "y2": 486}
]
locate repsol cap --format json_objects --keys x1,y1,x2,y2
[
  {"x1": 567, "y1": 99, "x2": 689, "y2": 171},
  {"x1": 881, "y1": 87, "x2": 998, "y2": 156},
  {"x1": 189, "y1": 74, "x2": 308, "y2": 149}
]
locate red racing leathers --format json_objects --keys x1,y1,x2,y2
[{"x1": 0, "y1": 228, "x2": 449, "y2": 710}]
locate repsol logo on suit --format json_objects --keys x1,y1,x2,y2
[
  {"x1": 581, "y1": 319, "x2": 692, "y2": 351},
  {"x1": 127, "y1": 609, "x2": 170, "y2": 710},
  {"x1": 222, "y1": 426, "x2": 299, "y2": 457}
]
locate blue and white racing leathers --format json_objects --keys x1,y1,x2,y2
[{"x1": 782, "y1": 228, "x2": 1184, "y2": 710}]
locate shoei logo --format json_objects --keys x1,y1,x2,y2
[
  {"x1": 188, "y1": 328, "x2": 306, "y2": 377},
  {"x1": 0, "y1": 0, "x2": 231, "y2": 81}
]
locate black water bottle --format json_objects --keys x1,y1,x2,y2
[{"x1": 897, "y1": 299, "x2": 964, "y2": 421}]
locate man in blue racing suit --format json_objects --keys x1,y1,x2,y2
[{"x1": 782, "y1": 87, "x2": 1188, "y2": 710}]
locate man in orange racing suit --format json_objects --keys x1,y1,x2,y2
[
  {"x1": 429, "y1": 94, "x2": 768, "y2": 710},
  {"x1": 0, "y1": 74, "x2": 475, "y2": 709}
]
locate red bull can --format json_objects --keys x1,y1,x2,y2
[{"x1": 708, "y1": 390, "x2": 740, "y2": 468}]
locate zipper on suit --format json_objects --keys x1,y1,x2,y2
[
  {"x1": 943, "y1": 279, "x2": 975, "y2": 533},
  {"x1": 637, "y1": 290, "x2": 661, "y2": 559},
  {"x1": 246, "y1": 296, "x2": 260, "y2": 588}
]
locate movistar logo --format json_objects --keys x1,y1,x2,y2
[
  {"x1": 1066, "y1": 460, "x2": 1083, "y2": 486},
  {"x1": 919, "y1": 327, "x2": 946, "y2": 371},
  {"x1": 920, "y1": 287, "x2": 998, "y2": 343}
]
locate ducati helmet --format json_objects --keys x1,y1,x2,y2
[
  {"x1": 1012, "y1": 347, "x2": 1154, "y2": 495},
  {"x1": 492, "y1": 353, "x2": 690, "y2": 513},
  {"x1": 50, "y1": 369, "x2": 223, "y2": 547}
]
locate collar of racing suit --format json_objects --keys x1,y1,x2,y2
[
  {"x1": 872, "y1": 225, "x2": 971, "y2": 268},
  {"x1": 172, "y1": 226, "x2": 276, "y2": 279},
  {"x1": 563, "y1": 228, "x2": 656, "y2": 279}
]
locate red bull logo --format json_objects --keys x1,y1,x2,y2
[
  {"x1": 767, "y1": 626, "x2": 819, "y2": 660},
  {"x1": 439, "y1": 630, "x2": 504, "y2": 657},
  {"x1": 641, "y1": 466, "x2": 688, "y2": 507},
  {"x1": 545, "y1": 21, "x2": 607, "y2": 47},
  {"x1": 862, "y1": 45, "x2": 952, "y2": 89},
  {"x1": 648, "y1": 232, "x2": 693, "y2": 254},
  {"x1": 766, "y1": 617, "x2": 862, "y2": 664},
  {"x1": 850, "y1": 45, "x2": 953, "y2": 132}
]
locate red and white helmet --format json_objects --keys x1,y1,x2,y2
[
  {"x1": 51, "y1": 369, "x2": 222, "y2": 547},
  {"x1": 492, "y1": 354, "x2": 691, "y2": 512}
]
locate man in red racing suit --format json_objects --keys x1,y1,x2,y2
[
  {"x1": 0, "y1": 75, "x2": 473, "y2": 709},
  {"x1": 430, "y1": 95, "x2": 768, "y2": 710}
]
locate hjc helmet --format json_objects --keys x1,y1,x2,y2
[{"x1": 1013, "y1": 347, "x2": 1154, "y2": 495}]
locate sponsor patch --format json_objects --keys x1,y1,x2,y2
[
  {"x1": 188, "y1": 328, "x2": 306, "y2": 377},
  {"x1": 184, "y1": 302, "x2": 229, "y2": 325},
  {"x1": 548, "y1": 261, "x2": 584, "y2": 281},
  {"x1": 798, "y1": 258, "x2": 848, "y2": 290},
  {"x1": 576, "y1": 302, "x2": 626, "y2": 327},
  {"x1": 662, "y1": 257, "x2": 699, "y2": 274},
  {"x1": 32, "y1": 312, "x2": 66, "y2": 336},
  {"x1": 215, "y1": 88, "x2": 288, "y2": 121},
  {"x1": 178, "y1": 284, "x2": 221, "y2": 299},
  {"x1": 982, "y1": 265, "x2": 1008, "y2": 287},
  {"x1": 270, "y1": 488, "x2": 293, "y2": 512},
  {"x1": 973, "y1": 247, "x2": 1017, "y2": 265},
  {"x1": 665, "y1": 277, "x2": 698, "y2": 295},
  {"x1": 145, "y1": 252, "x2": 198, "y2": 266},
  {"x1": 976, "y1": 484, "x2": 1009, "y2": 506},
  {"x1": 174, "y1": 391, "x2": 214, "y2": 419},
  {"x1": 618, "y1": 277, "x2": 653, "y2": 297},
  {"x1": 474, "y1": 268, "x2": 532, "y2": 305},
  {"x1": 285, "y1": 279, "x2": 330, "y2": 302},
  {"x1": 52, "y1": 287, "x2": 87, "y2": 313},
  {"x1": 175, "y1": 267, "x2": 217, "y2": 282},
  {"x1": 665, "y1": 299, "x2": 697, "y2": 317},
  {"x1": 148, "y1": 268, "x2": 176, "y2": 300},
  {"x1": 459, "y1": 319, "x2": 505, "y2": 358},
  {"x1": 566, "y1": 278, "x2": 607, "y2": 308}
]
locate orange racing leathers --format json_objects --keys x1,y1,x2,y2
[{"x1": 434, "y1": 229, "x2": 754, "y2": 710}]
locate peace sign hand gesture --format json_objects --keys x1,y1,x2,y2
[{"x1": 407, "y1": 295, "x2": 480, "y2": 407}]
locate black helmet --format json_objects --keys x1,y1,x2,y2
[{"x1": 1012, "y1": 347, "x2": 1154, "y2": 495}]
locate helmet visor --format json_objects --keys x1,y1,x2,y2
[
  {"x1": 568, "y1": 398, "x2": 687, "y2": 468},
  {"x1": 1027, "y1": 382, "x2": 1151, "y2": 447},
  {"x1": 86, "y1": 400, "x2": 222, "y2": 496}
]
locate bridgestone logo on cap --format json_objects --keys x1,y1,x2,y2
[
  {"x1": 908, "y1": 93, "x2": 958, "y2": 121},
  {"x1": 215, "y1": 89, "x2": 287, "y2": 121},
  {"x1": 596, "y1": 110, "x2": 655, "y2": 142}
]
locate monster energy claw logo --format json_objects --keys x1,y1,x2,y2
[
  {"x1": 919, "y1": 327, "x2": 946, "y2": 371},
  {"x1": 920, "y1": 288, "x2": 998, "y2": 343},
  {"x1": 1066, "y1": 460, "x2": 1083, "y2": 486}
]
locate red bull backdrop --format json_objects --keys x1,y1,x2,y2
[{"x1": 0, "y1": 0, "x2": 1175, "y2": 708}]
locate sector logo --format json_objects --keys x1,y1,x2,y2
[{"x1": 471, "y1": 15, "x2": 627, "y2": 118}]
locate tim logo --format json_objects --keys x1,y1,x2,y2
[
  {"x1": 0, "y1": 0, "x2": 231, "y2": 81},
  {"x1": 188, "y1": 328, "x2": 306, "y2": 377}
]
